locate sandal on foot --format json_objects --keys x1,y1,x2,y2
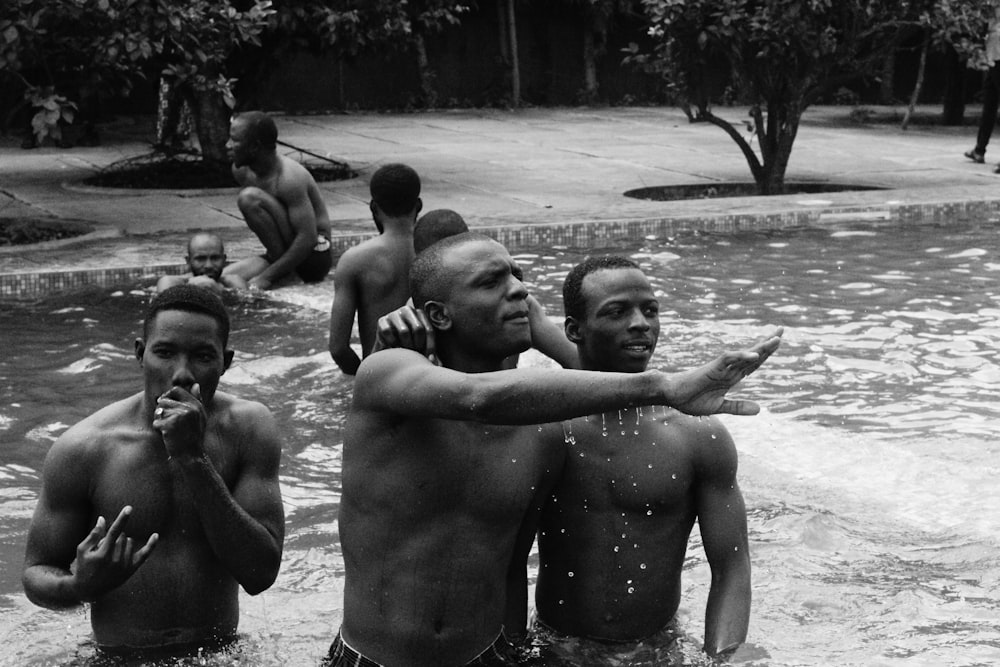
[{"x1": 965, "y1": 148, "x2": 986, "y2": 163}]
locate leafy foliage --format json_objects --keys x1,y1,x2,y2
[
  {"x1": 0, "y1": 0, "x2": 273, "y2": 149},
  {"x1": 627, "y1": 0, "x2": 991, "y2": 193}
]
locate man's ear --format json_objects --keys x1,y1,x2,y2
[
  {"x1": 414, "y1": 198, "x2": 423, "y2": 217},
  {"x1": 424, "y1": 301, "x2": 452, "y2": 331},
  {"x1": 564, "y1": 316, "x2": 583, "y2": 344},
  {"x1": 223, "y1": 349, "x2": 234, "y2": 372},
  {"x1": 134, "y1": 338, "x2": 146, "y2": 364}
]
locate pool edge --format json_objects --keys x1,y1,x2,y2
[{"x1": 3, "y1": 198, "x2": 999, "y2": 299}]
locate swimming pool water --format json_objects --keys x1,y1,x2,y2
[{"x1": 1, "y1": 218, "x2": 999, "y2": 665}]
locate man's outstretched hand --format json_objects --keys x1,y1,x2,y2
[{"x1": 666, "y1": 327, "x2": 783, "y2": 416}]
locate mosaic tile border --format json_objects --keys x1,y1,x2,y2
[
  {"x1": 3, "y1": 198, "x2": 1000, "y2": 299},
  {"x1": 0, "y1": 263, "x2": 188, "y2": 299}
]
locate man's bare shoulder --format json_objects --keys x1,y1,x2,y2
[
  {"x1": 210, "y1": 392, "x2": 280, "y2": 455},
  {"x1": 665, "y1": 412, "x2": 738, "y2": 472},
  {"x1": 353, "y1": 349, "x2": 433, "y2": 390},
  {"x1": 277, "y1": 156, "x2": 316, "y2": 190},
  {"x1": 47, "y1": 394, "x2": 144, "y2": 461},
  {"x1": 339, "y1": 237, "x2": 388, "y2": 264},
  {"x1": 212, "y1": 391, "x2": 274, "y2": 426}
]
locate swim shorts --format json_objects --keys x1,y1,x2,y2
[
  {"x1": 322, "y1": 627, "x2": 522, "y2": 666},
  {"x1": 527, "y1": 616, "x2": 684, "y2": 667},
  {"x1": 295, "y1": 236, "x2": 333, "y2": 283},
  {"x1": 260, "y1": 236, "x2": 332, "y2": 284}
]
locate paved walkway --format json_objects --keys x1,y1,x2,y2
[{"x1": 2, "y1": 104, "x2": 999, "y2": 293}]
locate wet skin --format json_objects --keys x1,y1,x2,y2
[
  {"x1": 535, "y1": 267, "x2": 751, "y2": 655},
  {"x1": 22, "y1": 309, "x2": 284, "y2": 649},
  {"x1": 328, "y1": 200, "x2": 420, "y2": 374},
  {"x1": 342, "y1": 238, "x2": 779, "y2": 664}
]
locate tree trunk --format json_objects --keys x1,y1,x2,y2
[
  {"x1": 582, "y1": 24, "x2": 598, "y2": 104},
  {"x1": 941, "y1": 45, "x2": 967, "y2": 126},
  {"x1": 758, "y1": 100, "x2": 800, "y2": 195},
  {"x1": 879, "y1": 51, "x2": 896, "y2": 104},
  {"x1": 505, "y1": 0, "x2": 520, "y2": 107},
  {"x1": 414, "y1": 32, "x2": 437, "y2": 108},
  {"x1": 188, "y1": 86, "x2": 231, "y2": 166},
  {"x1": 902, "y1": 32, "x2": 929, "y2": 131}
]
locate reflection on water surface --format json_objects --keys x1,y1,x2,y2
[{"x1": 1, "y1": 219, "x2": 998, "y2": 665}]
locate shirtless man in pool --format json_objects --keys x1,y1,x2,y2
[
  {"x1": 156, "y1": 232, "x2": 247, "y2": 294},
  {"x1": 333, "y1": 232, "x2": 781, "y2": 666},
  {"x1": 533, "y1": 255, "x2": 752, "y2": 663},
  {"x1": 22, "y1": 285, "x2": 284, "y2": 658},
  {"x1": 222, "y1": 111, "x2": 333, "y2": 290},
  {"x1": 328, "y1": 163, "x2": 422, "y2": 375}
]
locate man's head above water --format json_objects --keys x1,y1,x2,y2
[
  {"x1": 185, "y1": 233, "x2": 227, "y2": 282},
  {"x1": 563, "y1": 255, "x2": 660, "y2": 374},
  {"x1": 143, "y1": 283, "x2": 231, "y2": 348},
  {"x1": 413, "y1": 209, "x2": 468, "y2": 254},
  {"x1": 409, "y1": 232, "x2": 531, "y2": 362}
]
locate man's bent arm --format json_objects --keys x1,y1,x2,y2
[
  {"x1": 255, "y1": 179, "x2": 318, "y2": 284},
  {"x1": 172, "y1": 403, "x2": 284, "y2": 594},
  {"x1": 355, "y1": 339, "x2": 777, "y2": 424},
  {"x1": 329, "y1": 252, "x2": 363, "y2": 374},
  {"x1": 24, "y1": 434, "x2": 115, "y2": 608},
  {"x1": 222, "y1": 273, "x2": 248, "y2": 290},
  {"x1": 695, "y1": 424, "x2": 751, "y2": 657},
  {"x1": 526, "y1": 295, "x2": 579, "y2": 369}
]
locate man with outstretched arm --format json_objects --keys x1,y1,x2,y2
[
  {"x1": 22, "y1": 285, "x2": 284, "y2": 659},
  {"x1": 332, "y1": 232, "x2": 781, "y2": 666},
  {"x1": 532, "y1": 255, "x2": 755, "y2": 664},
  {"x1": 222, "y1": 110, "x2": 333, "y2": 290}
]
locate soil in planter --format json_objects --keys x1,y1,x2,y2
[
  {"x1": 624, "y1": 182, "x2": 885, "y2": 201},
  {"x1": 82, "y1": 151, "x2": 355, "y2": 190},
  {"x1": 1, "y1": 218, "x2": 93, "y2": 246}
]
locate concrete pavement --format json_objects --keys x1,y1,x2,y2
[{"x1": 2, "y1": 104, "x2": 1000, "y2": 297}]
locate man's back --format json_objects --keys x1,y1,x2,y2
[
  {"x1": 352, "y1": 235, "x2": 414, "y2": 353},
  {"x1": 328, "y1": 233, "x2": 414, "y2": 372},
  {"x1": 340, "y1": 349, "x2": 563, "y2": 665}
]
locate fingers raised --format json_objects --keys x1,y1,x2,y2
[
  {"x1": 132, "y1": 533, "x2": 159, "y2": 568},
  {"x1": 79, "y1": 515, "x2": 107, "y2": 552},
  {"x1": 101, "y1": 506, "x2": 133, "y2": 553}
]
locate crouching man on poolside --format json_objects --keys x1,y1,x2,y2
[
  {"x1": 333, "y1": 232, "x2": 781, "y2": 666},
  {"x1": 22, "y1": 285, "x2": 284, "y2": 660},
  {"x1": 222, "y1": 111, "x2": 333, "y2": 290}
]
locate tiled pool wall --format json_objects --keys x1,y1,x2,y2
[{"x1": 3, "y1": 198, "x2": 1000, "y2": 299}]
